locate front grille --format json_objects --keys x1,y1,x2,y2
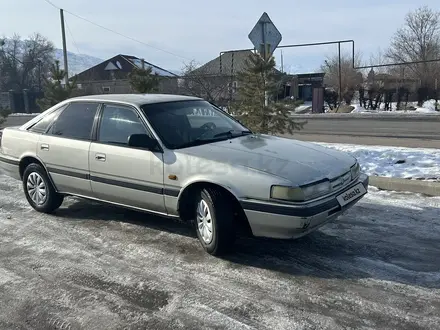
[{"x1": 330, "y1": 171, "x2": 351, "y2": 191}]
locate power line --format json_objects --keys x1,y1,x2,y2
[
  {"x1": 42, "y1": 0, "x2": 191, "y2": 61},
  {"x1": 64, "y1": 18, "x2": 81, "y2": 55}
]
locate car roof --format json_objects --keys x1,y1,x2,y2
[{"x1": 67, "y1": 94, "x2": 202, "y2": 106}]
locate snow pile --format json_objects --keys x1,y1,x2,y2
[
  {"x1": 294, "y1": 101, "x2": 312, "y2": 114},
  {"x1": 350, "y1": 104, "x2": 369, "y2": 113},
  {"x1": 8, "y1": 113, "x2": 39, "y2": 117},
  {"x1": 348, "y1": 99, "x2": 439, "y2": 114},
  {"x1": 415, "y1": 99, "x2": 438, "y2": 113},
  {"x1": 316, "y1": 142, "x2": 440, "y2": 180}
]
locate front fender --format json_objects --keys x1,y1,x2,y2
[{"x1": 178, "y1": 175, "x2": 243, "y2": 201}]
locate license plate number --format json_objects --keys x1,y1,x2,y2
[{"x1": 336, "y1": 183, "x2": 367, "y2": 206}]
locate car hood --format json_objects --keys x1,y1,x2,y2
[{"x1": 177, "y1": 134, "x2": 357, "y2": 186}]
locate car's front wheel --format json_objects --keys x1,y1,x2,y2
[
  {"x1": 195, "y1": 188, "x2": 235, "y2": 256},
  {"x1": 23, "y1": 163, "x2": 64, "y2": 213}
]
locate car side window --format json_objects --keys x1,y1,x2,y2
[
  {"x1": 98, "y1": 105, "x2": 148, "y2": 146},
  {"x1": 28, "y1": 104, "x2": 68, "y2": 134},
  {"x1": 49, "y1": 102, "x2": 99, "y2": 140}
]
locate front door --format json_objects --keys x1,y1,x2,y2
[
  {"x1": 89, "y1": 103, "x2": 166, "y2": 213},
  {"x1": 37, "y1": 102, "x2": 99, "y2": 196}
]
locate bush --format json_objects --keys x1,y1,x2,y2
[{"x1": 0, "y1": 107, "x2": 12, "y2": 118}]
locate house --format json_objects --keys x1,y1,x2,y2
[
  {"x1": 180, "y1": 50, "x2": 254, "y2": 105},
  {"x1": 288, "y1": 72, "x2": 326, "y2": 102},
  {"x1": 183, "y1": 50, "x2": 325, "y2": 105},
  {"x1": 72, "y1": 54, "x2": 179, "y2": 95}
]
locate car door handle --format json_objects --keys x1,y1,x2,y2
[
  {"x1": 95, "y1": 153, "x2": 106, "y2": 161},
  {"x1": 40, "y1": 144, "x2": 49, "y2": 151}
]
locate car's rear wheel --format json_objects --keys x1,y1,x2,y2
[
  {"x1": 23, "y1": 163, "x2": 64, "y2": 213},
  {"x1": 195, "y1": 188, "x2": 235, "y2": 256}
]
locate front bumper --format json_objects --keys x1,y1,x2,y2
[{"x1": 241, "y1": 174, "x2": 369, "y2": 239}]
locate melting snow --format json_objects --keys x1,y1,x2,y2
[{"x1": 315, "y1": 142, "x2": 440, "y2": 180}]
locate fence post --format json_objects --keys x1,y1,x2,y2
[
  {"x1": 23, "y1": 89, "x2": 30, "y2": 113},
  {"x1": 8, "y1": 90, "x2": 15, "y2": 113}
]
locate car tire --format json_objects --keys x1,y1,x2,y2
[
  {"x1": 195, "y1": 187, "x2": 235, "y2": 256},
  {"x1": 22, "y1": 163, "x2": 64, "y2": 213}
]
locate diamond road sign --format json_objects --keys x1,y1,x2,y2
[{"x1": 248, "y1": 12, "x2": 282, "y2": 58}]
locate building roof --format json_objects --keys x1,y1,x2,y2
[
  {"x1": 191, "y1": 50, "x2": 282, "y2": 76},
  {"x1": 120, "y1": 55, "x2": 177, "y2": 77},
  {"x1": 68, "y1": 94, "x2": 201, "y2": 106},
  {"x1": 72, "y1": 54, "x2": 178, "y2": 82}
]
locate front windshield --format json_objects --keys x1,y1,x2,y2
[{"x1": 141, "y1": 100, "x2": 251, "y2": 149}]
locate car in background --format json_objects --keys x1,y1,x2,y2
[{"x1": 0, "y1": 94, "x2": 368, "y2": 255}]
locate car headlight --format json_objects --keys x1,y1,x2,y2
[
  {"x1": 302, "y1": 180, "x2": 331, "y2": 200},
  {"x1": 270, "y1": 186, "x2": 305, "y2": 202},
  {"x1": 271, "y1": 180, "x2": 332, "y2": 202},
  {"x1": 351, "y1": 162, "x2": 360, "y2": 179}
]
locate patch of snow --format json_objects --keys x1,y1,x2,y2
[
  {"x1": 415, "y1": 107, "x2": 436, "y2": 113},
  {"x1": 294, "y1": 101, "x2": 312, "y2": 114},
  {"x1": 347, "y1": 100, "x2": 439, "y2": 115},
  {"x1": 421, "y1": 99, "x2": 438, "y2": 112},
  {"x1": 315, "y1": 142, "x2": 440, "y2": 180},
  {"x1": 350, "y1": 104, "x2": 369, "y2": 113},
  {"x1": 8, "y1": 113, "x2": 39, "y2": 117}
]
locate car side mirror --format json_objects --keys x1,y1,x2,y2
[{"x1": 128, "y1": 134, "x2": 161, "y2": 151}]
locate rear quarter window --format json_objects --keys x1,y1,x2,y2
[
  {"x1": 48, "y1": 102, "x2": 99, "y2": 140},
  {"x1": 27, "y1": 105, "x2": 68, "y2": 134}
]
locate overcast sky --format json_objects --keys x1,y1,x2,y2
[{"x1": 2, "y1": 0, "x2": 438, "y2": 73}]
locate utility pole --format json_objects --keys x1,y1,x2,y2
[
  {"x1": 280, "y1": 50, "x2": 284, "y2": 73},
  {"x1": 338, "y1": 42, "x2": 342, "y2": 107},
  {"x1": 60, "y1": 9, "x2": 69, "y2": 85}
]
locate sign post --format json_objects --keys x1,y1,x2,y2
[
  {"x1": 248, "y1": 12, "x2": 282, "y2": 60},
  {"x1": 248, "y1": 13, "x2": 282, "y2": 106}
]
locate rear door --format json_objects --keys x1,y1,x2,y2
[
  {"x1": 89, "y1": 103, "x2": 166, "y2": 213},
  {"x1": 37, "y1": 102, "x2": 99, "y2": 196}
]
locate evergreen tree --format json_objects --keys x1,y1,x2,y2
[
  {"x1": 37, "y1": 60, "x2": 76, "y2": 111},
  {"x1": 0, "y1": 105, "x2": 6, "y2": 125},
  {"x1": 230, "y1": 53, "x2": 305, "y2": 134},
  {"x1": 128, "y1": 66, "x2": 160, "y2": 93}
]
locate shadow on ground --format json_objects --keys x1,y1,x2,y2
[{"x1": 54, "y1": 196, "x2": 440, "y2": 289}]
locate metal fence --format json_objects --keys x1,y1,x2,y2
[{"x1": 0, "y1": 90, "x2": 43, "y2": 113}]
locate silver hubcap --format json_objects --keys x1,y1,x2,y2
[
  {"x1": 26, "y1": 172, "x2": 47, "y2": 205},
  {"x1": 197, "y1": 199, "x2": 213, "y2": 244}
]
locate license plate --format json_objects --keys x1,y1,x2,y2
[{"x1": 336, "y1": 183, "x2": 367, "y2": 207}]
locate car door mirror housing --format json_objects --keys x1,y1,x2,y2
[{"x1": 128, "y1": 134, "x2": 161, "y2": 151}]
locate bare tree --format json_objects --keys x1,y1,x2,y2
[
  {"x1": 321, "y1": 51, "x2": 363, "y2": 106},
  {"x1": 179, "y1": 60, "x2": 230, "y2": 104},
  {"x1": 387, "y1": 6, "x2": 440, "y2": 98},
  {"x1": 0, "y1": 33, "x2": 54, "y2": 91}
]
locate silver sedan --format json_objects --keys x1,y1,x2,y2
[{"x1": 0, "y1": 94, "x2": 368, "y2": 255}]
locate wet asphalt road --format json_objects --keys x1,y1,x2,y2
[{"x1": 0, "y1": 173, "x2": 440, "y2": 330}]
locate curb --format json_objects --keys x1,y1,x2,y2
[
  {"x1": 290, "y1": 113, "x2": 440, "y2": 121},
  {"x1": 369, "y1": 176, "x2": 440, "y2": 197}
]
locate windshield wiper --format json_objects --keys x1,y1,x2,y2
[
  {"x1": 175, "y1": 131, "x2": 252, "y2": 149},
  {"x1": 175, "y1": 136, "x2": 230, "y2": 149},
  {"x1": 213, "y1": 130, "x2": 252, "y2": 138}
]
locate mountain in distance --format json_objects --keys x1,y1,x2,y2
[
  {"x1": 54, "y1": 49, "x2": 103, "y2": 75},
  {"x1": 55, "y1": 50, "x2": 182, "y2": 76}
]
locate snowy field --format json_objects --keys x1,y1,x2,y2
[
  {"x1": 0, "y1": 173, "x2": 439, "y2": 329},
  {"x1": 316, "y1": 142, "x2": 440, "y2": 181},
  {"x1": 350, "y1": 99, "x2": 439, "y2": 114}
]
